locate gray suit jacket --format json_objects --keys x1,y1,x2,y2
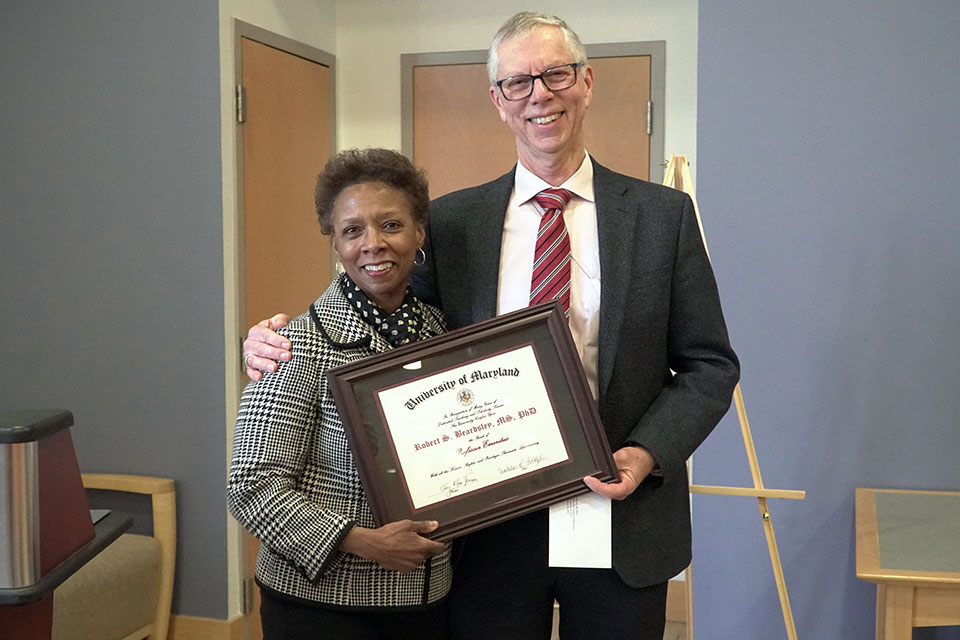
[{"x1": 412, "y1": 159, "x2": 739, "y2": 587}]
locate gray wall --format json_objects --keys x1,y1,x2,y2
[
  {"x1": 695, "y1": 2, "x2": 960, "y2": 638},
  {"x1": 0, "y1": 1, "x2": 227, "y2": 618}
]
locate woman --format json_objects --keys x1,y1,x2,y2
[{"x1": 228, "y1": 148, "x2": 450, "y2": 640}]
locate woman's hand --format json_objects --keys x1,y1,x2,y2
[
  {"x1": 242, "y1": 314, "x2": 292, "y2": 381},
  {"x1": 339, "y1": 520, "x2": 445, "y2": 572}
]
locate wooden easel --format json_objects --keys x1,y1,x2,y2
[{"x1": 662, "y1": 155, "x2": 806, "y2": 640}]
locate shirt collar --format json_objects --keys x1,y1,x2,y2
[{"x1": 515, "y1": 151, "x2": 595, "y2": 205}]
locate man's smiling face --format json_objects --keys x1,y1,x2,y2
[{"x1": 489, "y1": 25, "x2": 593, "y2": 176}]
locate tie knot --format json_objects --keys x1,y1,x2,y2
[{"x1": 534, "y1": 189, "x2": 572, "y2": 215}]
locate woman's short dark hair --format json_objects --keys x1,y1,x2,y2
[{"x1": 314, "y1": 148, "x2": 429, "y2": 235}]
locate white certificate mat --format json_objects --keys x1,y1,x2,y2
[
  {"x1": 548, "y1": 492, "x2": 612, "y2": 568},
  {"x1": 377, "y1": 345, "x2": 571, "y2": 509}
]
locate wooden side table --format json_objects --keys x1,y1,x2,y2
[{"x1": 855, "y1": 488, "x2": 960, "y2": 639}]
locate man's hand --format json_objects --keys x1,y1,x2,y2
[
  {"x1": 339, "y1": 520, "x2": 445, "y2": 572},
  {"x1": 243, "y1": 314, "x2": 292, "y2": 381},
  {"x1": 583, "y1": 445, "x2": 657, "y2": 500}
]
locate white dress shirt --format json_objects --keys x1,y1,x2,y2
[{"x1": 497, "y1": 152, "x2": 601, "y2": 399}]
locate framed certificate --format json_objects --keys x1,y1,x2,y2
[{"x1": 327, "y1": 301, "x2": 617, "y2": 541}]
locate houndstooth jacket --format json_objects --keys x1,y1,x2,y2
[{"x1": 228, "y1": 278, "x2": 451, "y2": 609}]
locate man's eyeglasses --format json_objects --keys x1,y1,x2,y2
[{"x1": 495, "y1": 63, "x2": 584, "y2": 101}]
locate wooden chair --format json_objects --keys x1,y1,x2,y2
[{"x1": 51, "y1": 474, "x2": 176, "y2": 640}]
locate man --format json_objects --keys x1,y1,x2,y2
[{"x1": 244, "y1": 12, "x2": 738, "y2": 640}]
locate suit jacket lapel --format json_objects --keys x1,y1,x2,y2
[
  {"x1": 463, "y1": 169, "x2": 515, "y2": 324},
  {"x1": 593, "y1": 161, "x2": 636, "y2": 406}
]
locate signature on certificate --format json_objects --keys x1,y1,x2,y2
[
  {"x1": 498, "y1": 453, "x2": 547, "y2": 476},
  {"x1": 434, "y1": 470, "x2": 479, "y2": 498}
]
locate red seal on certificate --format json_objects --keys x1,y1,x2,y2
[{"x1": 456, "y1": 388, "x2": 474, "y2": 406}]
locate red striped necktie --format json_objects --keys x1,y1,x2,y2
[{"x1": 530, "y1": 188, "x2": 573, "y2": 317}]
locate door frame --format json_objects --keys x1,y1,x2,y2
[
  {"x1": 400, "y1": 41, "x2": 665, "y2": 184},
  {"x1": 222, "y1": 19, "x2": 336, "y2": 623}
]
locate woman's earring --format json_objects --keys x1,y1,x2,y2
[
  {"x1": 414, "y1": 248, "x2": 426, "y2": 266},
  {"x1": 335, "y1": 259, "x2": 345, "y2": 275}
]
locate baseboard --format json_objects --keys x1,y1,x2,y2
[{"x1": 168, "y1": 613, "x2": 249, "y2": 640}]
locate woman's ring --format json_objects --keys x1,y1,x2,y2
[{"x1": 244, "y1": 353, "x2": 255, "y2": 369}]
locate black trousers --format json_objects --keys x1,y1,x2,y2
[
  {"x1": 449, "y1": 509, "x2": 667, "y2": 640},
  {"x1": 259, "y1": 587, "x2": 449, "y2": 640}
]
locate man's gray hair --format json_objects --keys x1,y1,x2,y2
[{"x1": 487, "y1": 12, "x2": 588, "y2": 85}]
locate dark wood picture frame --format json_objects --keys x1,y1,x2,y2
[{"x1": 327, "y1": 302, "x2": 617, "y2": 540}]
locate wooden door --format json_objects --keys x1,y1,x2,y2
[
  {"x1": 582, "y1": 55, "x2": 651, "y2": 182},
  {"x1": 241, "y1": 37, "x2": 334, "y2": 332},
  {"x1": 412, "y1": 62, "x2": 518, "y2": 197},
  {"x1": 238, "y1": 34, "x2": 334, "y2": 639}
]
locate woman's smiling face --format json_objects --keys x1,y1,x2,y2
[{"x1": 330, "y1": 181, "x2": 425, "y2": 314}]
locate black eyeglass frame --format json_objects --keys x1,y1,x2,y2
[{"x1": 495, "y1": 62, "x2": 585, "y2": 101}]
